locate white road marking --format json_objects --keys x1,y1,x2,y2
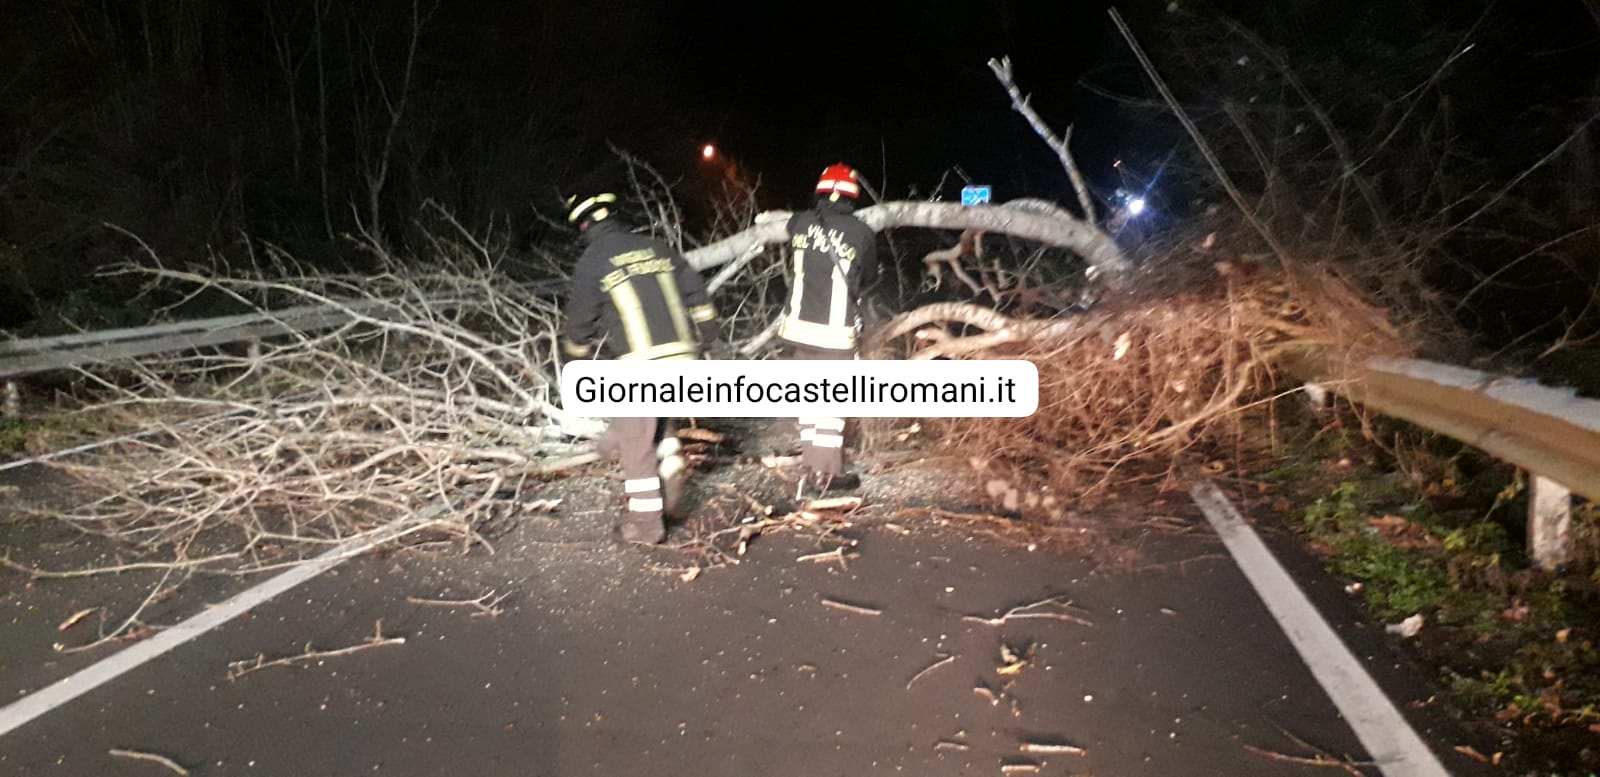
[
  {"x1": 1190, "y1": 481, "x2": 1449, "y2": 777},
  {"x1": 0, "y1": 519, "x2": 431, "y2": 739}
]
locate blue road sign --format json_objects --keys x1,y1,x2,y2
[{"x1": 961, "y1": 185, "x2": 992, "y2": 206}]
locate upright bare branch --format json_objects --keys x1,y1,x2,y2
[
  {"x1": 360, "y1": 0, "x2": 431, "y2": 249},
  {"x1": 987, "y1": 57, "x2": 1099, "y2": 227}
]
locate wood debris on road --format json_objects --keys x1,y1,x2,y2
[
  {"x1": 996, "y1": 642, "x2": 1031, "y2": 677},
  {"x1": 406, "y1": 590, "x2": 508, "y2": 617},
  {"x1": 57, "y1": 607, "x2": 99, "y2": 632},
  {"x1": 109, "y1": 748, "x2": 190, "y2": 776},
  {"x1": 820, "y1": 598, "x2": 882, "y2": 617},
  {"x1": 963, "y1": 594, "x2": 1094, "y2": 628},
  {"x1": 228, "y1": 620, "x2": 405, "y2": 680},
  {"x1": 804, "y1": 495, "x2": 863, "y2": 512},
  {"x1": 795, "y1": 547, "x2": 855, "y2": 567},
  {"x1": 905, "y1": 653, "x2": 956, "y2": 689}
]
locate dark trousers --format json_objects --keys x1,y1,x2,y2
[{"x1": 783, "y1": 342, "x2": 853, "y2": 476}]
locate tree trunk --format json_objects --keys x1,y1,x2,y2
[{"x1": 685, "y1": 201, "x2": 1130, "y2": 285}]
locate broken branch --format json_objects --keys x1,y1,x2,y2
[
  {"x1": 228, "y1": 620, "x2": 405, "y2": 680},
  {"x1": 905, "y1": 653, "x2": 957, "y2": 690},
  {"x1": 820, "y1": 598, "x2": 882, "y2": 617},
  {"x1": 1242, "y1": 745, "x2": 1370, "y2": 775},
  {"x1": 109, "y1": 748, "x2": 190, "y2": 776},
  {"x1": 988, "y1": 57, "x2": 1098, "y2": 227},
  {"x1": 1019, "y1": 742, "x2": 1088, "y2": 756},
  {"x1": 963, "y1": 595, "x2": 1095, "y2": 628},
  {"x1": 406, "y1": 590, "x2": 508, "y2": 617},
  {"x1": 795, "y1": 547, "x2": 855, "y2": 567}
]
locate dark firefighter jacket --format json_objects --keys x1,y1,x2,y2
[
  {"x1": 561, "y1": 221, "x2": 718, "y2": 361},
  {"x1": 778, "y1": 200, "x2": 879, "y2": 351}
]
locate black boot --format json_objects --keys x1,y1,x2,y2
[
  {"x1": 617, "y1": 513, "x2": 666, "y2": 544},
  {"x1": 817, "y1": 471, "x2": 860, "y2": 493},
  {"x1": 798, "y1": 470, "x2": 860, "y2": 500}
]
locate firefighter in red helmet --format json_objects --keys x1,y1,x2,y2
[
  {"x1": 778, "y1": 163, "x2": 879, "y2": 496},
  {"x1": 561, "y1": 190, "x2": 720, "y2": 543}
]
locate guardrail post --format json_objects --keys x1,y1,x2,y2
[
  {"x1": 2, "y1": 380, "x2": 18, "y2": 418},
  {"x1": 1301, "y1": 382, "x2": 1331, "y2": 411},
  {"x1": 1530, "y1": 475, "x2": 1573, "y2": 570}
]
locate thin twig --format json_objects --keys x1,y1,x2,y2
[
  {"x1": 988, "y1": 57, "x2": 1098, "y2": 226},
  {"x1": 228, "y1": 620, "x2": 405, "y2": 680},
  {"x1": 1258, "y1": 718, "x2": 1375, "y2": 776},
  {"x1": 55, "y1": 565, "x2": 184, "y2": 653},
  {"x1": 820, "y1": 598, "x2": 882, "y2": 617},
  {"x1": 962, "y1": 595, "x2": 1094, "y2": 628},
  {"x1": 804, "y1": 495, "x2": 863, "y2": 512},
  {"x1": 1020, "y1": 742, "x2": 1088, "y2": 756},
  {"x1": 1436, "y1": 112, "x2": 1600, "y2": 241},
  {"x1": 905, "y1": 653, "x2": 956, "y2": 690},
  {"x1": 406, "y1": 589, "x2": 508, "y2": 617},
  {"x1": 795, "y1": 547, "x2": 854, "y2": 568},
  {"x1": 1242, "y1": 745, "x2": 1369, "y2": 774},
  {"x1": 1108, "y1": 8, "x2": 1294, "y2": 267},
  {"x1": 109, "y1": 748, "x2": 190, "y2": 776}
]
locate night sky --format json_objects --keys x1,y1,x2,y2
[
  {"x1": 647, "y1": 0, "x2": 1114, "y2": 203},
  {"x1": 3, "y1": 0, "x2": 1597, "y2": 335},
  {"x1": 425, "y1": 0, "x2": 1120, "y2": 208},
  {"x1": 438, "y1": 0, "x2": 1598, "y2": 210}
]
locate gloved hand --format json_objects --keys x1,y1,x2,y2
[
  {"x1": 697, "y1": 319, "x2": 724, "y2": 348},
  {"x1": 558, "y1": 337, "x2": 592, "y2": 368},
  {"x1": 697, "y1": 320, "x2": 732, "y2": 359},
  {"x1": 700, "y1": 340, "x2": 735, "y2": 361}
]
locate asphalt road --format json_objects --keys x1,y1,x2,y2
[{"x1": 0, "y1": 455, "x2": 1490, "y2": 776}]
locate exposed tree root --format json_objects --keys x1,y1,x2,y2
[{"x1": 873, "y1": 265, "x2": 1408, "y2": 517}]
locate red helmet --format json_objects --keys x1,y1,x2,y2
[{"x1": 815, "y1": 163, "x2": 861, "y2": 200}]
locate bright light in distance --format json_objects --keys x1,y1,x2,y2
[
  {"x1": 701, "y1": 143, "x2": 716, "y2": 160},
  {"x1": 1127, "y1": 197, "x2": 1147, "y2": 216}
]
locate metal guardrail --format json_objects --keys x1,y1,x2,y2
[
  {"x1": 0, "y1": 280, "x2": 566, "y2": 378},
  {"x1": 0, "y1": 301, "x2": 395, "y2": 377},
  {"x1": 1298, "y1": 353, "x2": 1600, "y2": 568}
]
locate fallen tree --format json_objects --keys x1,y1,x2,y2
[{"x1": 686, "y1": 199, "x2": 1131, "y2": 282}]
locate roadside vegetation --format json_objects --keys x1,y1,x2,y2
[{"x1": 1256, "y1": 405, "x2": 1600, "y2": 772}]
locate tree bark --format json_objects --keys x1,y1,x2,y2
[
  {"x1": 685, "y1": 201, "x2": 1130, "y2": 285},
  {"x1": 987, "y1": 57, "x2": 1099, "y2": 228}
]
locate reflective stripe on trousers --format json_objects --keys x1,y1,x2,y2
[
  {"x1": 786, "y1": 342, "x2": 854, "y2": 476},
  {"x1": 598, "y1": 417, "x2": 664, "y2": 520}
]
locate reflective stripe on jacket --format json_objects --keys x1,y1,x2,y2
[
  {"x1": 561, "y1": 221, "x2": 716, "y2": 361},
  {"x1": 778, "y1": 201, "x2": 878, "y2": 351}
]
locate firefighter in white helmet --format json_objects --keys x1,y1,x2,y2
[{"x1": 560, "y1": 190, "x2": 719, "y2": 543}]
